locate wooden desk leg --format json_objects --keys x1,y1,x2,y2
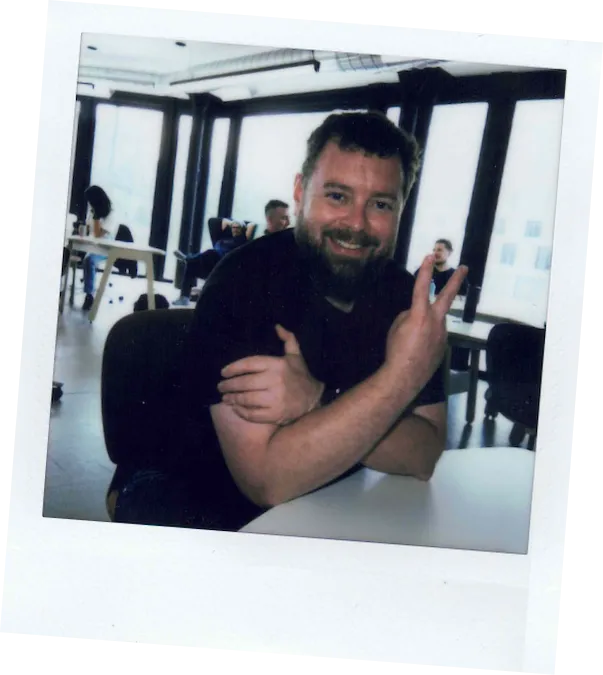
[
  {"x1": 59, "y1": 242, "x2": 73, "y2": 313},
  {"x1": 466, "y1": 348, "x2": 480, "y2": 424},
  {"x1": 89, "y1": 252, "x2": 117, "y2": 322},
  {"x1": 144, "y1": 253, "x2": 155, "y2": 310}
]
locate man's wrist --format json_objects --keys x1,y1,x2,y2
[{"x1": 374, "y1": 361, "x2": 423, "y2": 411}]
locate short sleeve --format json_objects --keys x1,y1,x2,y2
[{"x1": 411, "y1": 361, "x2": 446, "y2": 408}]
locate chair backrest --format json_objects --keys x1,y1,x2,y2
[
  {"x1": 115, "y1": 224, "x2": 134, "y2": 243},
  {"x1": 101, "y1": 309, "x2": 194, "y2": 469},
  {"x1": 486, "y1": 322, "x2": 546, "y2": 386}
]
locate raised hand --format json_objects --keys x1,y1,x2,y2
[
  {"x1": 217, "y1": 324, "x2": 325, "y2": 425},
  {"x1": 385, "y1": 255, "x2": 468, "y2": 389}
]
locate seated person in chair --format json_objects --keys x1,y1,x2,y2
[
  {"x1": 110, "y1": 112, "x2": 467, "y2": 531},
  {"x1": 172, "y1": 219, "x2": 254, "y2": 306},
  {"x1": 264, "y1": 199, "x2": 290, "y2": 234},
  {"x1": 414, "y1": 238, "x2": 468, "y2": 297}
]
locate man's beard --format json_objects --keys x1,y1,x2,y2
[{"x1": 295, "y1": 214, "x2": 391, "y2": 304}]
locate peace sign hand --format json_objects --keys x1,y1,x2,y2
[{"x1": 385, "y1": 255, "x2": 468, "y2": 390}]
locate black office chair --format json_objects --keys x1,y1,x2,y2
[
  {"x1": 101, "y1": 309, "x2": 195, "y2": 517},
  {"x1": 113, "y1": 224, "x2": 138, "y2": 278},
  {"x1": 484, "y1": 323, "x2": 546, "y2": 450}
]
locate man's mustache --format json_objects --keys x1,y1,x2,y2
[{"x1": 322, "y1": 228, "x2": 380, "y2": 248}]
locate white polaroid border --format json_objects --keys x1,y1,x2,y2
[{"x1": 1, "y1": 2, "x2": 602, "y2": 674}]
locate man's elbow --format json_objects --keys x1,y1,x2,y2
[
  {"x1": 415, "y1": 443, "x2": 445, "y2": 481},
  {"x1": 241, "y1": 479, "x2": 290, "y2": 509}
]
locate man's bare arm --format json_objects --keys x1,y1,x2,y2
[
  {"x1": 210, "y1": 256, "x2": 466, "y2": 507},
  {"x1": 360, "y1": 402, "x2": 447, "y2": 479},
  {"x1": 211, "y1": 360, "x2": 426, "y2": 507}
]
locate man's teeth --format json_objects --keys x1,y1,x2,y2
[{"x1": 334, "y1": 238, "x2": 362, "y2": 250}]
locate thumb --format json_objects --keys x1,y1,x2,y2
[{"x1": 275, "y1": 323, "x2": 301, "y2": 356}]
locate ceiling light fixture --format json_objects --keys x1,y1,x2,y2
[{"x1": 175, "y1": 41, "x2": 187, "y2": 47}]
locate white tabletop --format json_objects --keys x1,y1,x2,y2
[
  {"x1": 242, "y1": 447, "x2": 535, "y2": 554},
  {"x1": 446, "y1": 315, "x2": 494, "y2": 345},
  {"x1": 67, "y1": 235, "x2": 165, "y2": 256}
]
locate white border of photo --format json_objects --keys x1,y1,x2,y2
[{"x1": 1, "y1": 2, "x2": 602, "y2": 675}]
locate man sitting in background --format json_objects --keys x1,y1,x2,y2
[
  {"x1": 172, "y1": 218, "x2": 253, "y2": 306},
  {"x1": 416, "y1": 238, "x2": 468, "y2": 296},
  {"x1": 264, "y1": 199, "x2": 290, "y2": 234}
]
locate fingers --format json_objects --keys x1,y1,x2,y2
[
  {"x1": 217, "y1": 372, "x2": 271, "y2": 394},
  {"x1": 222, "y1": 390, "x2": 273, "y2": 408},
  {"x1": 221, "y1": 355, "x2": 278, "y2": 378},
  {"x1": 411, "y1": 255, "x2": 434, "y2": 313},
  {"x1": 433, "y1": 265, "x2": 469, "y2": 315},
  {"x1": 230, "y1": 404, "x2": 281, "y2": 424},
  {"x1": 275, "y1": 324, "x2": 301, "y2": 356}
]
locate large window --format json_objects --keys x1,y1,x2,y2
[
  {"x1": 480, "y1": 99, "x2": 564, "y2": 327},
  {"x1": 90, "y1": 104, "x2": 163, "y2": 247},
  {"x1": 406, "y1": 103, "x2": 488, "y2": 274},
  {"x1": 200, "y1": 118, "x2": 231, "y2": 253},
  {"x1": 163, "y1": 114, "x2": 192, "y2": 280},
  {"x1": 232, "y1": 111, "x2": 332, "y2": 234}
]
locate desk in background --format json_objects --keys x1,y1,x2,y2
[
  {"x1": 60, "y1": 236, "x2": 165, "y2": 321},
  {"x1": 445, "y1": 315, "x2": 493, "y2": 423},
  {"x1": 242, "y1": 447, "x2": 534, "y2": 554}
]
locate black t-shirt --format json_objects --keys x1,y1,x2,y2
[
  {"x1": 178, "y1": 229, "x2": 445, "y2": 481},
  {"x1": 414, "y1": 266, "x2": 468, "y2": 296}
]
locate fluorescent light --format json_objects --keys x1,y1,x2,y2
[{"x1": 169, "y1": 61, "x2": 319, "y2": 94}]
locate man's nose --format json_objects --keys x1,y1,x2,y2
[{"x1": 343, "y1": 200, "x2": 369, "y2": 232}]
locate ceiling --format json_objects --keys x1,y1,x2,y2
[{"x1": 76, "y1": 33, "x2": 538, "y2": 102}]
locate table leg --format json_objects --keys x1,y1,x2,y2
[
  {"x1": 59, "y1": 241, "x2": 73, "y2": 314},
  {"x1": 144, "y1": 253, "x2": 155, "y2": 310},
  {"x1": 466, "y1": 348, "x2": 480, "y2": 424},
  {"x1": 89, "y1": 251, "x2": 117, "y2": 322}
]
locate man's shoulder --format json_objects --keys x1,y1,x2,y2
[
  {"x1": 381, "y1": 259, "x2": 416, "y2": 289},
  {"x1": 372, "y1": 260, "x2": 416, "y2": 311},
  {"x1": 204, "y1": 228, "x2": 297, "y2": 286}
]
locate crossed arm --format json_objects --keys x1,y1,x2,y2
[{"x1": 210, "y1": 255, "x2": 467, "y2": 507}]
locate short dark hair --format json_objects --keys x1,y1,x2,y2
[
  {"x1": 435, "y1": 238, "x2": 453, "y2": 252},
  {"x1": 300, "y1": 111, "x2": 422, "y2": 201},
  {"x1": 265, "y1": 199, "x2": 289, "y2": 215}
]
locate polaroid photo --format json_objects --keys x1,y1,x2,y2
[{"x1": 2, "y1": 1, "x2": 602, "y2": 674}]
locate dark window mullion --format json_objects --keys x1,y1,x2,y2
[{"x1": 459, "y1": 101, "x2": 516, "y2": 286}]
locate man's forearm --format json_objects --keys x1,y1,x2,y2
[
  {"x1": 256, "y1": 363, "x2": 426, "y2": 504},
  {"x1": 361, "y1": 410, "x2": 445, "y2": 479}
]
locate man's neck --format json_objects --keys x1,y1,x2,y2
[{"x1": 434, "y1": 262, "x2": 450, "y2": 272}]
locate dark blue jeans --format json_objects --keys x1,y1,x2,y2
[{"x1": 113, "y1": 468, "x2": 263, "y2": 531}]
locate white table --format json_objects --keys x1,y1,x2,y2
[
  {"x1": 242, "y1": 447, "x2": 535, "y2": 554},
  {"x1": 60, "y1": 236, "x2": 165, "y2": 321},
  {"x1": 446, "y1": 315, "x2": 494, "y2": 423}
]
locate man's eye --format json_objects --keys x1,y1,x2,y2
[
  {"x1": 326, "y1": 192, "x2": 346, "y2": 203},
  {"x1": 374, "y1": 200, "x2": 394, "y2": 211}
]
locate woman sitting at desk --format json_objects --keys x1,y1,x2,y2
[{"x1": 81, "y1": 185, "x2": 114, "y2": 311}]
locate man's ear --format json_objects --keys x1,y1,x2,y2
[{"x1": 293, "y1": 173, "x2": 304, "y2": 217}]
